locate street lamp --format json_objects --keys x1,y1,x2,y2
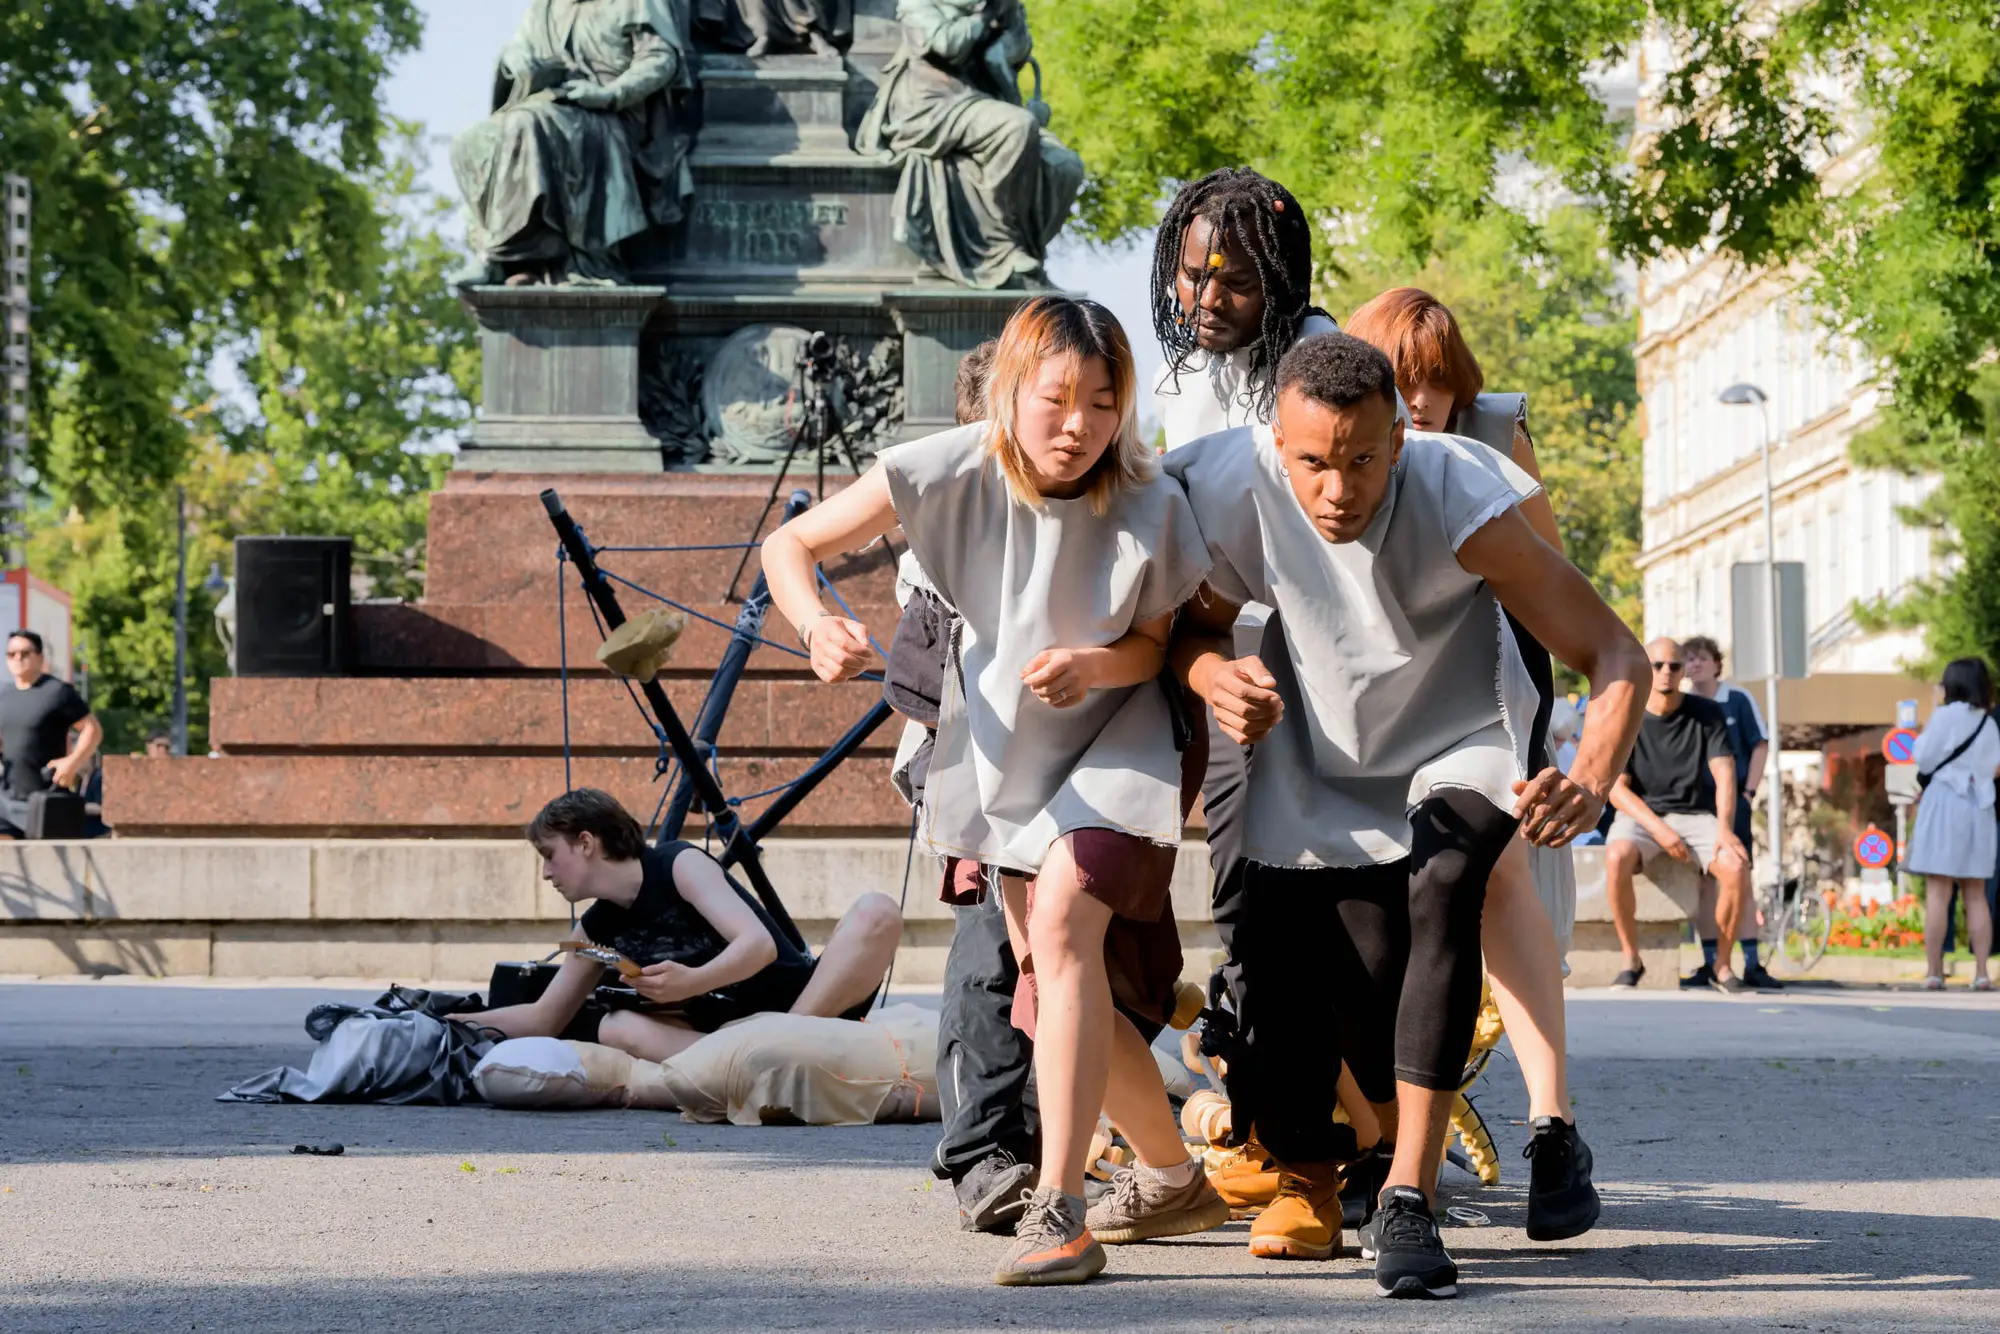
[
  {"x1": 169, "y1": 490, "x2": 230, "y2": 759},
  {"x1": 1718, "y1": 381, "x2": 1786, "y2": 893}
]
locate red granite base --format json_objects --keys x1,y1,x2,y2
[{"x1": 113, "y1": 472, "x2": 917, "y2": 838}]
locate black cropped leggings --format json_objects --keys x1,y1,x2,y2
[{"x1": 1220, "y1": 787, "x2": 1519, "y2": 1166}]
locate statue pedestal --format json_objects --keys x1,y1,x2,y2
[{"x1": 457, "y1": 285, "x2": 666, "y2": 473}]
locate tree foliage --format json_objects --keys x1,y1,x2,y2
[
  {"x1": 1032, "y1": 0, "x2": 2000, "y2": 671},
  {"x1": 2, "y1": 3, "x2": 474, "y2": 749},
  {"x1": 1627, "y1": 0, "x2": 2000, "y2": 672},
  {"x1": 1320, "y1": 211, "x2": 1644, "y2": 632},
  {"x1": 1027, "y1": 0, "x2": 1648, "y2": 614}
]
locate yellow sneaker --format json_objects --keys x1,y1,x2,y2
[
  {"x1": 1207, "y1": 1138, "x2": 1281, "y2": 1217},
  {"x1": 1247, "y1": 1162, "x2": 1343, "y2": 1260}
]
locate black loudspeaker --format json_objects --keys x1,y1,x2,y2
[{"x1": 235, "y1": 536, "x2": 354, "y2": 676}]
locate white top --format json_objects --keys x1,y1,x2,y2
[
  {"x1": 1164, "y1": 426, "x2": 1543, "y2": 867},
  {"x1": 881, "y1": 423, "x2": 1212, "y2": 872},
  {"x1": 1151, "y1": 313, "x2": 1343, "y2": 449},
  {"x1": 1914, "y1": 700, "x2": 1999, "y2": 806}
]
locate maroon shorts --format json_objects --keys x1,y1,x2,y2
[{"x1": 941, "y1": 719, "x2": 1204, "y2": 1036}]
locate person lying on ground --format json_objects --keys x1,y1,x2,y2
[{"x1": 450, "y1": 789, "x2": 902, "y2": 1062}]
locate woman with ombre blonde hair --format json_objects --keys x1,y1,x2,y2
[
  {"x1": 762, "y1": 295, "x2": 1225, "y2": 1286},
  {"x1": 1347, "y1": 285, "x2": 1603, "y2": 1246}
]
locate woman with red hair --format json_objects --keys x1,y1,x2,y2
[{"x1": 1347, "y1": 286, "x2": 1601, "y2": 1245}]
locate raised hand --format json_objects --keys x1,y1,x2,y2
[
  {"x1": 805, "y1": 615, "x2": 876, "y2": 684},
  {"x1": 1205, "y1": 655, "x2": 1283, "y2": 745},
  {"x1": 1509, "y1": 768, "x2": 1606, "y2": 848}
]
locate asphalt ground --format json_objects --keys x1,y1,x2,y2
[{"x1": 2, "y1": 981, "x2": 1997, "y2": 1332}]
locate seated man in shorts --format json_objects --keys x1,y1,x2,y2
[
  {"x1": 1604, "y1": 639, "x2": 1754, "y2": 992},
  {"x1": 452, "y1": 789, "x2": 903, "y2": 1060}
]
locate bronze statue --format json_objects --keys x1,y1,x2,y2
[
  {"x1": 857, "y1": 0, "x2": 1084, "y2": 289},
  {"x1": 695, "y1": 0, "x2": 851, "y2": 58},
  {"x1": 452, "y1": 0, "x2": 697, "y2": 286}
]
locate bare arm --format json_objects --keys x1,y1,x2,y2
[
  {"x1": 1508, "y1": 423, "x2": 1566, "y2": 554},
  {"x1": 1607, "y1": 773, "x2": 1694, "y2": 861},
  {"x1": 1169, "y1": 583, "x2": 1283, "y2": 745},
  {"x1": 51, "y1": 714, "x2": 103, "y2": 791},
  {"x1": 1019, "y1": 611, "x2": 1173, "y2": 708},
  {"x1": 625, "y1": 849, "x2": 782, "y2": 1006},
  {"x1": 762, "y1": 465, "x2": 899, "y2": 684},
  {"x1": 452, "y1": 932, "x2": 606, "y2": 1038},
  {"x1": 1458, "y1": 506, "x2": 1649, "y2": 844},
  {"x1": 1744, "y1": 740, "x2": 1769, "y2": 795}
]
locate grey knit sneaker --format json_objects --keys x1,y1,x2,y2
[
  {"x1": 993, "y1": 1189, "x2": 1105, "y2": 1287},
  {"x1": 1085, "y1": 1163, "x2": 1232, "y2": 1244}
]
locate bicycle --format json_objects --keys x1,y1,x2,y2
[{"x1": 1760, "y1": 850, "x2": 1835, "y2": 974}]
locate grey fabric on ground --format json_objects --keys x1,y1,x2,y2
[{"x1": 219, "y1": 987, "x2": 494, "y2": 1106}]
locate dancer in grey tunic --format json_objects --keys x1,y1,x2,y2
[
  {"x1": 1347, "y1": 286, "x2": 1587, "y2": 1230},
  {"x1": 1166, "y1": 331, "x2": 1648, "y2": 1297},
  {"x1": 764, "y1": 297, "x2": 1226, "y2": 1287}
]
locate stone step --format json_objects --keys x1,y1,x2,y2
[
  {"x1": 211, "y1": 676, "x2": 897, "y2": 756},
  {"x1": 351, "y1": 598, "x2": 903, "y2": 673},
  {"x1": 424, "y1": 470, "x2": 899, "y2": 605},
  {"x1": 103, "y1": 753, "x2": 910, "y2": 839}
]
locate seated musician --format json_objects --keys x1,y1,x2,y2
[{"x1": 452, "y1": 789, "x2": 902, "y2": 1061}]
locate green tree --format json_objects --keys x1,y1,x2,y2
[
  {"x1": 27, "y1": 135, "x2": 473, "y2": 751},
  {"x1": 1027, "y1": 0, "x2": 1648, "y2": 615},
  {"x1": 1320, "y1": 210, "x2": 1644, "y2": 632},
  {"x1": 1617, "y1": 1, "x2": 2000, "y2": 673},
  {"x1": 2, "y1": 2, "x2": 453, "y2": 748}
]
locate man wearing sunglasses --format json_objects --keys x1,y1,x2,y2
[
  {"x1": 1603, "y1": 638, "x2": 1753, "y2": 992},
  {"x1": 0, "y1": 630, "x2": 100, "y2": 839}
]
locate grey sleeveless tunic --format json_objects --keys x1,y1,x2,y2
[
  {"x1": 1164, "y1": 426, "x2": 1541, "y2": 868},
  {"x1": 881, "y1": 424, "x2": 1212, "y2": 873}
]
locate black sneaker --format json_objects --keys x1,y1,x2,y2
[
  {"x1": 1371, "y1": 1185, "x2": 1458, "y2": 1299},
  {"x1": 1709, "y1": 971, "x2": 1748, "y2": 995},
  {"x1": 1679, "y1": 963, "x2": 1714, "y2": 990},
  {"x1": 1742, "y1": 964, "x2": 1785, "y2": 991},
  {"x1": 1611, "y1": 963, "x2": 1645, "y2": 988},
  {"x1": 1341, "y1": 1144, "x2": 1393, "y2": 1232},
  {"x1": 1523, "y1": 1116, "x2": 1601, "y2": 1242},
  {"x1": 955, "y1": 1151, "x2": 1036, "y2": 1234}
]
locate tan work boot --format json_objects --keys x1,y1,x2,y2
[
  {"x1": 1248, "y1": 1161, "x2": 1343, "y2": 1260},
  {"x1": 1208, "y1": 1139, "x2": 1282, "y2": 1217}
]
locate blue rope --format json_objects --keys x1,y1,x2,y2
[
  {"x1": 556, "y1": 547, "x2": 575, "y2": 930},
  {"x1": 595, "y1": 565, "x2": 886, "y2": 684},
  {"x1": 552, "y1": 536, "x2": 890, "y2": 841}
]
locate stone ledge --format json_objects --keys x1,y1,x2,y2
[
  {"x1": 211, "y1": 676, "x2": 895, "y2": 754},
  {"x1": 103, "y1": 755, "x2": 911, "y2": 838}
]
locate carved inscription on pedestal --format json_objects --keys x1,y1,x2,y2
[{"x1": 692, "y1": 199, "x2": 851, "y2": 266}]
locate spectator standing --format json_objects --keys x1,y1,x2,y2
[
  {"x1": 0, "y1": 630, "x2": 102, "y2": 839},
  {"x1": 1604, "y1": 638, "x2": 1762, "y2": 992},
  {"x1": 1906, "y1": 658, "x2": 1998, "y2": 991},
  {"x1": 1679, "y1": 636, "x2": 1781, "y2": 989}
]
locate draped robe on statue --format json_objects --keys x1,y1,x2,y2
[
  {"x1": 452, "y1": 0, "x2": 696, "y2": 282},
  {"x1": 857, "y1": 0, "x2": 1084, "y2": 289},
  {"x1": 694, "y1": 0, "x2": 851, "y2": 54}
]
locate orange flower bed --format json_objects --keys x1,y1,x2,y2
[{"x1": 1828, "y1": 891, "x2": 1925, "y2": 951}]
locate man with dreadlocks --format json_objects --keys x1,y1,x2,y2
[
  {"x1": 1149, "y1": 168, "x2": 1399, "y2": 1236},
  {"x1": 1151, "y1": 167, "x2": 1340, "y2": 447}
]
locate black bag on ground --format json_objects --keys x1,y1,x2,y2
[{"x1": 25, "y1": 788, "x2": 87, "y2": 839}]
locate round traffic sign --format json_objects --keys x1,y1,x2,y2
[
  {"x1": 1883, "y1": 728, "x2": 1918, "y2": 764},
  {"x1": 1854, "y1": 826, "x2": 1895, "y2": 869}
]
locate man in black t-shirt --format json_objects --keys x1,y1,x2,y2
[
  {"x1": 1604, "y1": 638, "x2": 1754, "y2": 992},
  {"x1": 450, "y1": 789, "x2": 903, "y2": 1061},
  {"x1": 0, "y1": 630, "x2": 101, "y2": 839}
]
